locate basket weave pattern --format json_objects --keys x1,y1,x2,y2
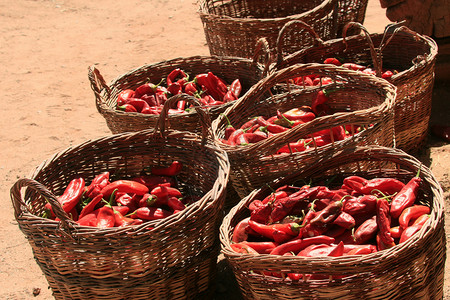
[
  {"x1": 220, "y1": 146, "x2": 446, "y2": 300},
  {"x1": 212, "y1": 63, "x2": 396, "y2": 199},
  {"x1": 10, "y1": 107, "x2": 230, "y2": 300},
  {"x1": 89, "y1": 55, "x2": 264, "y2": 134}
]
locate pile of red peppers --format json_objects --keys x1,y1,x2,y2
[
  {"x1": 42, "y1": 161, "x2": 193, "y2": 228},
  {"x1": 290, "y1": 57, "x2": 396, "y2": 87},
  {"x1": 220, "y1": 89, "x2": 367, "y2": 153},
  {"x1": 116, "y1": 68, "x2": 242, "y2": 114},
  {"x1": 230, "y1": 173, "x2": 429, "y2": 280}
]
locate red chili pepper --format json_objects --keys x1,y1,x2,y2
[
  {"x1": 273, "y1": 229, "x2": 295, "y2": 244},
  {"x1": 134, "y1": 83, "x2": 157, "y2": 99},
  {"x1": 151, "y1": 161, "x2": 183, "y2": 176},
  {"x1": 283, "y1": 107, "x2": 316, "y2": 123},
  {"x1": 323, "y1": 57, "x2": 342, "y2": 66},
  {"x1": 297, "y1": 244, "x2": 333, "y2": 257},
  {"x1": 96, "y1": 205, "x2": 115, "y2": 229},
  {"x1": 342, "y1": 63, "x2": 366, "y2": 71},
  {"x1": 262, "y1": 190, "x2": 289, "y2": 205},
  {"x1": 235, "y1": 133, "x2": 249, "y2": 145},
  {"x1": 250, "y1": 201, "x2": 272, "y2": 224},
  {"x1": 126, "y1": 98, "x2": 151, "y2": 113},
  {"x1": 79, "y1": 193, "x2": 104, "y2": 219},
  {"x1": 382, "y1": 70, "x2": 394, "y2": 79},
  {"x1": 390, "y1": 176, "x2": 422, "y2": 219},
  {"x1": 270, "y1": 235, "x2": 335, "y2": 256},
  {"x1": 311, "y1": 90, "x2": 330, "y2": 116},
  {"x1": 412, "y1": 214, "x2": 430, "y2": 226},
  {"x1": 229, "y1": 79, "x2": 242, "y2": 98},
  {"x1": 141, "y1": 94, "x2": 158, "y2": 107},
  {"x1": 342, "y1": 175, "x2": 368, "y2": 194},
  {"x1": 167, "y1": 82, "x2": 182, "y2": 96},
  {"x1": 390, "y1": 226, "x2": 403, "y2": 239},
  {"x1": 131, "y1": 174, "x2": 176, "y2": 190},
  {"x1": 239, "y1": 241, "x2": 277, "y2": 254},
  {"x1": 265, "y1": 123, "x2": 289, "y2": 134},
  {"x1": 360, "y1": 178, "x2": 405, "y2": 196},
  {"x1": 85, "y1": 172, "x2": 110, "y2": 199},
  {"x1": 117, "y1": 89, "x2": 136, "y2": 106},
  {"x1": 230, "y1": 243, "x2": 259, "y2": 254},
  {"x1": 353, "y1": 215, "x2": 377, "y2": 244},
  {"x1": 130, "y1": 207, "x2": 173, "y2": 221},
  {"x1": 167, "y1": 68, "x2": 188, "y2": 86},
  {"x1": 167, "y1": 196, "x2": 186, "y2": 211},
  {"x1": 114, "y1": 210, "x2": 139, "y2": 227},
  {"x1": 399, "y1": 224, "x2": 422, "y2": 243},
  {"x1": 76, "y1": 211, "x2": 98, "y2": 226},
  {"x1": 270, "y1": 186, "x2": 320, "y2": 223},
  {"x1": 101, "y1": 180, "x2": 148, "y2": 198},
  {"x1": 227, "y1": 128, "x2": 244, "y2": 146},
  {"x1": 302, "y1": 199, "x2": 343, "y2": 237},
  {"x1": 57, "y1": 177, "x2": 85, "y2": 214},
  {"x1": 232, "y1": 217, "x2": 251, "y2": 243},
  {"x1": 398, "y1": 205, "x2": 430, "y2": 229},
  {"x1": 112, "y1": 205, "x2": 129, "y2": 216},
  {"x1": 328, "y1": 241, "x2": 345, "y2": 257},
  {"x1": 115, "y1": 193, "x2": 138, "y2": 212},
  {"x1": 223, "y1": 90, "x2": 237, "y2": 103},
  {"x1": 345, "y1": 245, "x2": 376, "y2": 255},
  {"x1": 248, "y1": 220, "x2": 300, "y2": 240},
  {"x1": 342, "y1": 194, "x2": 377, "y2": 217},
  {"x1": 332, "y1": 211, "x2": 355, "y2": 229},
  {"x1": 376, "y1": 198, "x2": 395, "y2": 248},
  {"x1": 118, "y1": 103, "x2": 138, "y2": 112}
]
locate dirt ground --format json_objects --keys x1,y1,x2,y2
[{"x1": 1, "y1": 0, "x2": 449, "y2": 299}]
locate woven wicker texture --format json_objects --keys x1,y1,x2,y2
[
  {"x1": 88, "y1": 54, "x2": 265, "y2": 134},
  {"x1": 273, "y1": 21, "x2": 438, "y2": 153},
  {"x1": 220, "y1": 145, "x2": 445, "y2": 300},
  {"x1": 10, "y1": 103, "x2": 230, "y2": 300},
  {"x1": 211, "y1": 63, "x2": 396, "y2": 199},
  {"x1": 198, "y1": 0, "x2": 368, "y2": 58}
]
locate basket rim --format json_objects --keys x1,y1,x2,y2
[{"x1": 198, "y1": 0, "x2": 337, "y2": 23}]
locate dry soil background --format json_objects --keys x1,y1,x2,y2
[{"x1": 1, "y1": 0, "x2": 449, "y2": 299}]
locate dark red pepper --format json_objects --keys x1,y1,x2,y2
[
  {"x1": 332, "y1": 211, "x2": 355, "y2": 229},
  {"x1": 360, "y1": 177, "x2": 405, "y2": 196},
  {"x1": 353, "y1": 215, "x2": 377, "y2": 244},
  {"x1": 376, "y1": 198, "x2": 395, "y2": 248},
  {"x1": 311, "y1": 90, "x2": 329, "y2": 116},
  {"x1": 342, "y1": 175, "x2": 368, "y2": 194},
  {"x1": 398, "y1": 205, "x2": 430, "y2": 229},
  {"x1": 342, "y1": 194, "x2": 377, "y2": 217},
  {"x1": 151, "y1": 161, "x2": 183, "y2": 176},
  {"x1": 323, "y1": 57, "x2": 342, "y2": 66},
  {"x1": 301, "y1": 199, "x2": 343, "y2": 238}
]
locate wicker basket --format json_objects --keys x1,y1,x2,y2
[
  {"x1": 211, "y1": 63, "x2": 396, "y2": 199},
  {"x1": 220, "y1": 145, "x2": 445, "y2": 300},
  {"x1": 198, "y1": 0, "x2": 369, "y2": 59},
  {"x1": 88, "y1": 53, "x2": 267, "y2": 134},
  {"x1": 272, "y1": 21, "x2": 438, "y2": 153},
  {"x1": 10, "y1": 100, "x2": 230, "y2": 300}
]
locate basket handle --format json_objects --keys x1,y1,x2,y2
[
  {"x1": 88, "y1": 65, "x2": 111, "y2": 113},
  {"x1": 379, "y1": 24, "x2": 422, "y2": 54},
  {"x1": 154, "y1": 94, "x2": 213, "y2": 145},
  {"x1": 10, "y1": 178, "x2": 75, "y2": 229},
  {"x1": 275, "y1": 20, "x2": 325, "y2": 67},
  {"x1": 252, "y1": 37, "x2": 273, "y2": 78},
  {"x1": 342, "y1": 22, "x2": 382, "y2": 77}
]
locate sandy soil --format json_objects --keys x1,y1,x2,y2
[{"x1": 1, "y1": 0, "x2": 448, "y2": 299}]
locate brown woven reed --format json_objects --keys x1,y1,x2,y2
[
  {"x1": 273, "y1": 21, "x2": 438, "y2": 153},
  {"x1": 211, "y1": 63, "x2": 396, "y2": 199},
  {"x1": 220, "y1": 145, "x2": 446, "y2": 300},
  {"x1": 198, "y1": 0, "x2": 369, "y2": 59},
  {"x1": 10, "y1": 101, "x2": 230, "y2": 300},
  {"x1": 88, "y1": 54, "x2": 266, "y2": 134}
]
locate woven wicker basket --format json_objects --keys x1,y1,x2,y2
[
  {"x1": 220, "y1": 145, "x2": 445, "y2": 300},
  {"x1": 198, "y1": 0, "x2": 369, "y2": 59},
  {"x1": 272, "y1": 21, "x2": 438, "y2": 153},
  {"x1": 10, "y1": 101, "x2": 230, "y2": 300},
  {"x1": 211, "y1": 63, "x2": 396, "y2": 199},
  {"x1": 88, "y1": 54, "x2": 266, "y2": 134}
]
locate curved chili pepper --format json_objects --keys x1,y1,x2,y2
[
  {"x1": 57, "y1": 177, "x2": 85, "y2": 214},
  {"x1": 390, "y1": 176, "x2": 422, "y2": 219},
  {"x1": 126, "y1": 98, "x2": 151, "y2": 113},
  {"x1": 342, "y1": 175, "x2": 368, "y2": 194},
  {"x1": 353, "y1": 215, "x2": 377, "y2": 244},
  {"x1": 323, "y1": 57, "x2": 342, "y2": 66},
  {"x1": 85, "y1": 172, "x2": 110, "y2": 199},
  {"x1": 270, "y1": 186, "x2": 320, "y2": 223},
  {"x1": 311, "y1": 90, "x2": 330, "y2": 116},
  {"x1": 360, "y1": 178, "x2": 405, "y2": 196},
  {"x1": 167, "y1": 196, "x2": 186, "y2": 211},
  {"x1": 262, "y1": 190, "x2": 289, "y2": 205},
  {"x1": 398, "y1": 205, "x2": 430, "y2": 229},
  {"x1": 112, "y1": 205, "x2": 129, "y2": 216},
  {"x1": 96, "y1": 205, "x2": 115, "y2": 229},
  {"x1": 332, "y1": 211, "x2": 355, "y2": 229},
  {"x1": 302, "y1": 199, "x2": 343, "y2": 237},
  {"x1": 151, "y1": 161, "x2": 183, "y2": 176},
  {"x1": 100, "y1": 180, "x2": 148, "y2": 198},
  {"x1": 229, "y1": 79, "x2": 242, "y2": 98},
  {"x1": 230, "y1": 243, "x2": 259, "y2": 254},
  {"x1": 399, "y1": 224, "x2": 422, "y2": 243},
  {"x1": 79, "y1": 193, "x2": 104, "y2": 219},
  {"x1": 240, "y1": 117, "x2": 258, "y2": 130},
  {"x1": 297, "y1": 244, "x2": 332, "y2": 257},
  {"x1": 390, "y1": 226, "x2": 402, "y2": 239},
  {"x1": 118, "y1": 103, "x2": 138, "y2": 112},
  {"x1": 412, "y1": 214, "x2": 430, "y2": 226},
  {"x1": 248, "y1": 220, "x2": 300, "y2": 240},
  {"x1": 270, "y1": 235, "x2": 335, "y2": 256},
  {"x1": 376, "y1": 198, "x2": 395, "y2": 248},
  {"x1": 114, "y1": 210, "x2": 138, "y2": 227},
  {"x1": 240, "y1": 241, "x2": 277, "y2": 254},
  {"x1": 76, "y1": 211, "x2": 98, "y2": 226},
  {"x1": 131, "y1": 174, "x2": 176, "y2": 190},
  {"x1": 130, "y1": 207, "x2": 173, "y2": 221},
  {"x1": 250, "y1": 201, "x2": 272, "y2": 224},
  {"x1": 345, "y1": 245, "x2": 375, "y2": 255},
  {"x1": 343, "y1": 194, "x2": 377, "y2": 217},
  {"x1": 227, "y1": 129, "x2": 244, "y2": 146},
  {"x1": 232, "y1": 217, "x2": 251, "y2": 243},
  {"x1": 166, "y1": 68, "x2": 187, "y2": 86}
]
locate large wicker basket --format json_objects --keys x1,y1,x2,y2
[
  {"x1": 10, "y1": 101, "x2": 230, "y2": 300},
  {"x1": 220, "y1": 145, "x2": 446, "y2": 299},
  {"x1": 211, "y1": 63, "x2": 396, "y2": 199},
  {"x1": 272, "y1": 21, "x2": 438, "y2": 153},
  {"x1": 198, "y1": 0, "x2": 369, "y2": 58},
  {"x1": 88, "y1": 53, "x2": 266, "y2": 134}
]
